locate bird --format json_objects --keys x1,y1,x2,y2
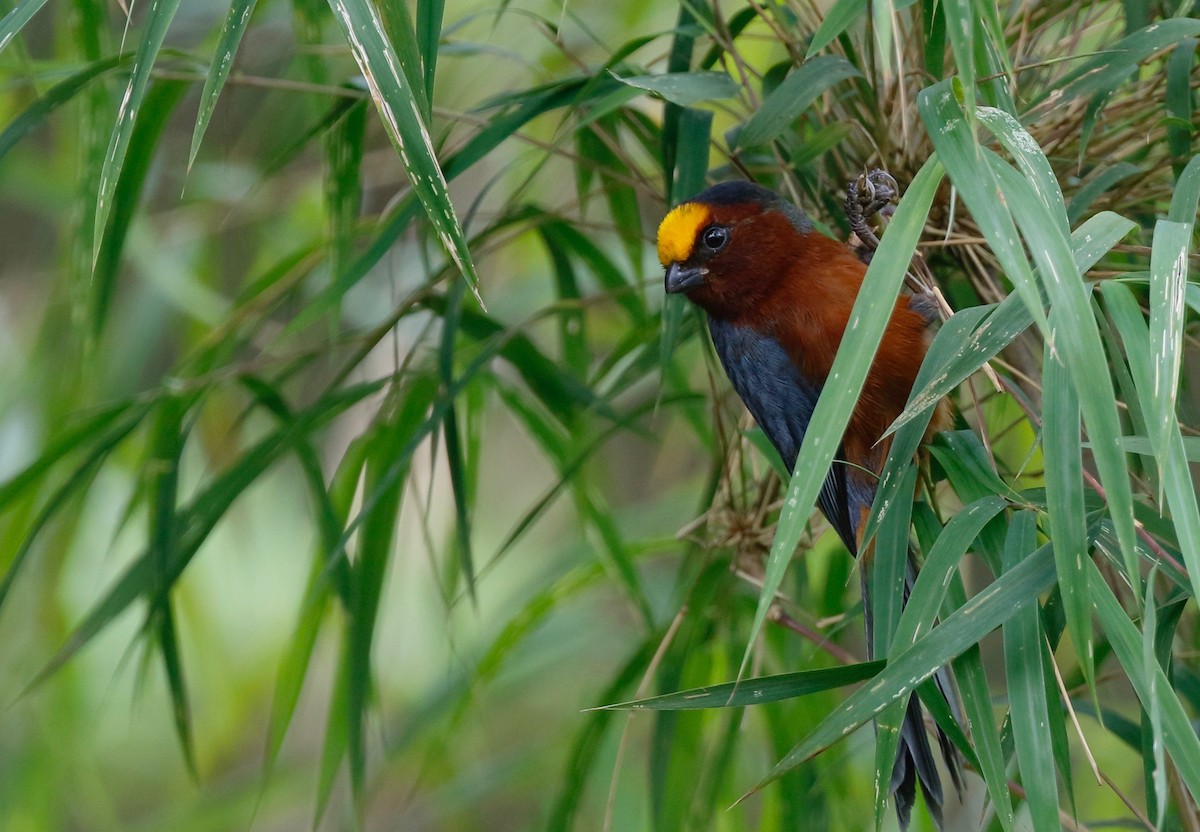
[{"x1": 658, "y1": 179, "x2": 961, "y2": 829}]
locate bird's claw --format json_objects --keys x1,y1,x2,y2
[{"x1": 846, "y1": 169, "x2": 899, "y2": 255}]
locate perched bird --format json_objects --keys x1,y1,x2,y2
[{"x1": 658, "y1": 180, "x2": 961, "y2": 828}]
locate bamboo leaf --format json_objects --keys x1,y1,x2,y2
[
  {"x1": 187, "y1": 0, "x2": 259, "y2": 172},
  {"x1": 1042, "y1": 319, "x2": 1095, "y2": 698},
  {"x1": 328, "y1": 0, "x2": 482, "y2": 301},
  {"x1": 0, "y1": 0, "x2": 50, "y2": 53},
  {"x1": 93, "y1": 0, "x2": 184, "y2": 263},
  {"x1": 602, "y1": 661, "x2": 885, "y2": 711},
  {"x1": 1002, "y1": 511, "x2": 1061, "y2": 831},
  {"x1": 746, "y1": 542, "x2": 1057, "y2": 795},
  {"x1": 738, "y1": 155, "x2": 944, "y2": 681},
  {"x1": 615, "y1": 71, "x2": 738, "y2": 106},
  {"x1": 736, "y1": 56, "x2": 860, "y2": 148}
]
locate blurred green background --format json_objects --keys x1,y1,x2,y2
[{"x1": 2, "y1": 0, "x2": 1200, "y2": 830}]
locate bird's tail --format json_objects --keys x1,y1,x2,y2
[{"x1": 862, "y1": 552, "x2": 964, "y2": 830}]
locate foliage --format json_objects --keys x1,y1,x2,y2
[{"x1": 0, "y1": 0, "x2": 1199, "y2": 829}]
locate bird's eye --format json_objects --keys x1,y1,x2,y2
[{"x1": 701, "y1": 225, "x2": 728, "y2": 252}]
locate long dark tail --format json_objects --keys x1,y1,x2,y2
[{"x1": 862, "y1": 552, "x2": 964, "y2": 829}]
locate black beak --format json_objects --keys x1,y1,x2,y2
[{"x1": 664, "y1": 263, "x2": 706, "y2": 294}]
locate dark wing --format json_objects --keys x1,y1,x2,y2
[{"x1": 707, "y1": 317, "x2": 860, "y2": 553}]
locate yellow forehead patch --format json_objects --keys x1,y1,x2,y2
[{"x1": 656, "y1": 202, "x2": 712, "y2": 266}]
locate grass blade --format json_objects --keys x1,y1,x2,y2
[
  {"x1": 1002, "y1": 511, "x2": 1061, "y2": 830},
  {"x1": 1042, "y1": 314, "x2": 1094, "y2": 698},
  {"x1": 328, "y1": 0, "x2": 482, "y2": 301},
  {"x1": 738, "y1": 155, "x2": 944, "y2": 680},
  {"x1": 187, "y1": 0, "x2": 259, "y2": 172},
  {"x1": 736, "y1": 56, "x2": 860, "y2": 148},
  {"x1": 603, "y1": 662, "x2": 886, "y2": 711},
  {"x1": 0, "y1": 0, "x2": 50, "y2": 53},
  {"x1": 745, "y1": 542, "x2": 1057, "y2": 797},
  {"x1": 93, "y1": 0, "x2": 184, "y2": 263}
]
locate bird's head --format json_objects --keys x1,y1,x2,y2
[{"x1": 657, "y1": 181, "x2": 814, "y2": 318}]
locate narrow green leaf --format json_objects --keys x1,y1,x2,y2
[
  {"x1": 864, "y1": 305, "x2": 990, "y2": 546},
  {"x1": 739, "y1": 155, "x2": 944, "y2": 681},
  {"x1": 736, "y1": 56, "x2": 860, "y2": 148},
  {"x1": 940, "y1": 0, "x2": 976, "y2": 125},
  {"x1": 1042, "y1": 322, "x2": 1094, "y2": 699},
  {"x1": 1002, "y1": 512, "x2": 1061, "y2": 831},
  {"x1": 0, "y1": 54, "x2": 127, "y2": 161},
  {"x1": 1148, "y1": 219, "x2": 1190, "y2": 469},
  {"x1": 1142, "y1": 573, "x2": 1167, "y2": 829},
  {"x1": 976, "y1": 106, "x2": 1067, "y2": 236},
  {"x1": 806, "y1": 0, "x2": 866, "y2": 57},
  {"x1": 93, "y1": 81, "x2": 190, "y2": 338},
  {"x1": 0, "y1": 0, "x2": 50, "y2": 53},
  {"x1": 1050, "y1": 18, "x2": 1200, "y2": 106},
  {"x1": 1101, "y1": 281, "x2": 1200, "y2": 601},
  {"x1": 892, "y1": 211, "x2": 1134, "y2": 436},
  {"x1": 890, "y1": 496, "x2": 1008, "y2": 654},
  {"x1": 871, "y1": 0, "x2": 895, "y2": 83},
  {"x1": 416, "y1": 0, "x2": 445, "y2": 106},
  {"x1": 328, "y1": 0, "x2": 482, "y2": 301},
  {"x1": 93, "y1": 0, "x2": 184, "y2": 263},
  {"x1": 1066, "y1": 162, "x2": 1141, "y2": 226},
  {"x1": 603, "y1": 662, "x2": 885, "y2": 711},
  {"x1": 187, "y1": 0, "x2": 259, "y2": 172},
  {"x1": 872, "y1": 465, "x2": 917, "y2": 657},
  {"x1": 1166, "y1": 39, "x2": 1196, "y2": 167},
  {"x1": 1168, "y1": 154, "x2": 1200, "y2": 224},
  {"x1": 615, "y1": 71, "x2": 738, "y2": 106},
  {"x1": 1090, "y1": 560, "x2": 1200, "y2": 803},
  {"x1": 919, "y1": 80, "x2": 1045, "y2": 333},
  {"x1": 747, "y1": 542, "x2": 1057, "y2": 795},
  {"x1": 989, "y1": 154, "x2": 1139, "y2": 601}
]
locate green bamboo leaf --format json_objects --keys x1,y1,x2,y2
[
  {"x1": 940, "y1": 556, "x2": 1016, "y2": 831},
  {"x1": 602, "y1": 661, "x2": 885, "y2": 711},
  {"x1": 416, "y1": 0, "x2": 445, "y2": 106},
  {"x1": 1049, "y1": 18, "x2": 1200, "y2": 106},
  {"x1": 0, "y1": 0, "x2": 49, "y2": 53},
  {"x1": 1142, "y1": 573, "x2": 1167, "y2": 829},
  {"x1": 24, "y1": 380, "x2": 389, "y2": 694},
  {"x1": 1148, "y1": 220, "x2": 1190, "y2": 469},
  {"x1": 328, "y1": 0, "x2": 482, "y2": 301},
  {"x1": 1042, "y1": 321, "x2": 1094, "y2": 699},
  {"x1": 1066, "y1": 162, "x2": 1141, "y2": 226},
  {"x1": 919, "y1": 79, "x2": 1045, "y2": 332},
  {"x1": 805, "y1": 0, "x2": 865, "y2": 57},
  {"x1": 1114, "y1": 435, "x2": 1200, "y2": 459},
  {"x1": 615, "y1": 71, "x2": 738, "y2": 106},
  {"x1": 890, "y1": 496, "x2": 1008, "y2": 653},
  {"x1": 1166, "y1": 39, "x2": 1196, "y2": 166},
  {"x1": 93, "y1": 0, "x2": 184, "y2": 263},
  {"x1": 871, "y1": 0, "x2": 895, "y2": 82},
  {"x1": 989, "y1": 154, "x2": 1139, "y2": 601},
  {"x1": 746, "y1": 542, "x2": 1057, "y2": 796},
  {"x1": 1168, "y1": 154, "x2": 1200, "y2": 224},
  {"x1": 1089, "y1": 559, "x2": 1200, "y2": 803},
  {"x1": 941, "y1": 0, "x2": 976, "y2": 125},
  {"x1": 1101, "y1": 281, "x2": 1200, "y2": 601},
  {"x1": 872, "y1": 465, "x2": 917, "y2": 657},
  {"x1": 976, "y1": 105, "x2": 1066, "y2": 235},
  {"x1": 187, "y1": 0, "x2": 259, "y2": 172},
  {"x1": 736, "y1": 56, "x2": 860, "y2": 148},
  {"x1": 1001, "y1": 512, "x2": 1061, "y2": 831},
  {"x1": 891, "y1": 211, "x2": 1134, "y2": 436},
  {"x1": 93, "y1": 81, "x2": 190, "y2": 338},
  {"x1": 863, "y1": 306, "x2": 989, "y2": 550},
  {"x1": 738, "y1": 155, "x2": 944, "y2": 681},
  {"x1": 0, "y1": 54, "x2": 127, "y2": 161}
]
